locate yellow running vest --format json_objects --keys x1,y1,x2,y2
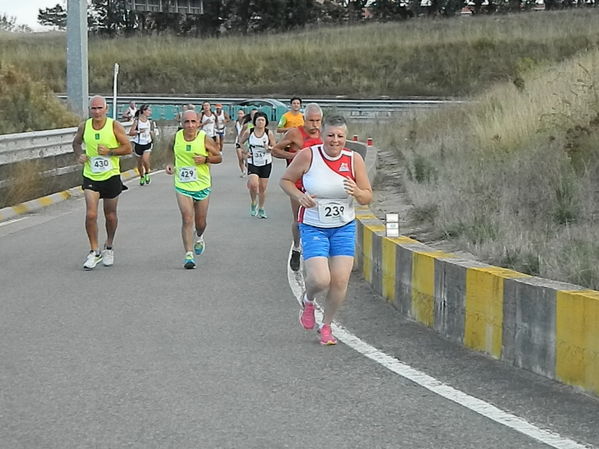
[
  {"x1": 82, "y1": 118, "x2": 120, "y2": 181},
  {"x1": 173, "y1": 129, "x2": 211, "y2": 191}
]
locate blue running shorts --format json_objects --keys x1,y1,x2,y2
[{"x1": 299, "y1": 220, "x2": 356, "y2": 260}]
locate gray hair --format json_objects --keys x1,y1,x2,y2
[
  {"x1": 89, "y1": 95, "x2": 107, "y2": 108},
  {"x1": 323, "y1": 114, "x2": 347, "y2": 129},
  {"x1": 303, "y1": 103, "x2": 323, "y2": 118}
]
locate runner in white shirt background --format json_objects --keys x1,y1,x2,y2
[{"x1": 214, "y1": 103, "x2": 230, "y2": 153}]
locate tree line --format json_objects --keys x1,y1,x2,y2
[
  {"x1": 0, "y1": 13, "x2": 32, "y2": 32},
  {"x1": 35, "y1": 0, "x2": 597, "y2": 36}
]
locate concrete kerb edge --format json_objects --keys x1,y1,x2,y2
[
  {"x1": 355, "y1": 140, "x2": 599, "y2": 397},
  {"x1": 0, "y1": 168, "x2": 140, "y2": 223}
]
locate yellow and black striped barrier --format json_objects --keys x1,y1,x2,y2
[{"x1": 354, "y1": 201, "x2": 599, "y2": 397}]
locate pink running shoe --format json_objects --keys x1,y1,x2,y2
[
  {"x1": 319, "y1": 324, "x2": 337, "y2": 345},
  {"x1": 299, "y1": 300, "x2": 316, "y2": 330}
]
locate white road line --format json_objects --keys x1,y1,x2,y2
[
  {"x1": 286, "y1": 247, "x2": 593, "y2": 449},
  {"x1": 0, "y1": 217, "x2": 28, "y2": 227}
]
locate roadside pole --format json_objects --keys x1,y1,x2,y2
[
  {"x1": 112, "y1": 63, "x2": 119, "y2": 120},
  {"x1": 66, "y1": 0, "x2": 89, "y2": 118}
]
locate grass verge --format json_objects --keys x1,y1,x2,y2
[
  {"x1": 354, "y1": 48, "x2": 599, "y2": 290},
  {"x1": 1, "y1": 10, "x2": 599, "y2": 97}
]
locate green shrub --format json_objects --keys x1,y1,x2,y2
[{"x1": 0, "y1": 62, "x2": 79, "y2": 133}]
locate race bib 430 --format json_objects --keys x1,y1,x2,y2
[{"x1": 90, "y1": 156, "x2": 112, "y2": 174}]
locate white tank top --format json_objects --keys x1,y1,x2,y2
[
  {"x1": 215, "y1": 111, "x2": 226, "y2": 131},
  {"x1": 133, "y1": 119, "x2": 152, "y2": 145},
  {"x1": 248, "y1": 130, "x2": 272, "y2": 166},
  {"x1": 201, "y1": 112, "x2": 216, "y2": 137},
  {"x1": 299, "y1": 144, "x2": 355, "y2": 228},
  {"x1": 235, "y1": 120, "x2": 243, "y2": 144}
]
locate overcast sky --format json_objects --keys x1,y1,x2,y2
[{"x1": 0, "y1": 0, "x2": 61, "y2": 30}]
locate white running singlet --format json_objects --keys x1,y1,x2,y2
[
  {"x1": 247, "y1": 131, "x2": 272, "y2": 167},
  {"x1": 299, "y1": 144, "x2": 356, "y2": 228},
  {"x1": 201, "y1": 113, "x2": 216, "y2": 137}
]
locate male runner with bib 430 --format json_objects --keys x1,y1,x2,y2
[{"x1": 72, "y1": 95, "x2": 132, "y2": 270}]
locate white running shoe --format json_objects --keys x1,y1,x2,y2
[
  {"x1": 194, "y1": 236, "x2": 205, "y2": 256},
  {"x1": 83, "y1": 251, "x2": 102, "y2": 270},
  {"x1": 102, "y1": 247, "x2": 114, "y2": 266}
]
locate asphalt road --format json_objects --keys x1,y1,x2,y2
[{"x1": 1, "y1": 145, "x2": 597, "y2": 449}]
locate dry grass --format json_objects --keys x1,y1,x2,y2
[
  {"x1": 355, "y1": 49, "x2": 599, "y2": 289},
  {"x1": 2, "y1": 10, "x2": 599, "y2": 96}
]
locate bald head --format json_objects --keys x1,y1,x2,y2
[
  {"x1": 89, "y1": 95, "x2": 108, "y2": 119},
  {"x1": 181, "y1": 109, "x2": 200, "y2": 130},
  {"x1": 89, "y1": 95, "x2": 107, "y2": 108}
]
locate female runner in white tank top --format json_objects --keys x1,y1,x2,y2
[
  {"x1": 279, "y1": 115, "x2": 372, "y2": 345},
  {"x1": 214, "y1": 103, "x2": 229, "y2": 153},
  {"x1": 234, "y1": 109, "x2": 247, "y2": 177},
  {"x1": 200, "y1": 101, "x2": 216, "y2": 138},
  {"x1": 128, "y1": 104, "x2": 155, "y2": 186},
  {"x1": 239, "y1": 111, "x2": 275, "y2": 219}
]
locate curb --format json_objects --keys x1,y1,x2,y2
[
  {"x1": 0, "y1": 168, "x2": 140, "y2": 224},
  {"x1": 354, "y1": 205, "x2": 599, "y2": 398}
]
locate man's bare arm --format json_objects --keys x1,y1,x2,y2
[
  {"x1": 72, "y1": 122, "x2": 86, "y2": 163},
  {"x1": 202, "y1": 135, "x2": 223, "y2": 164},
  {"x1": 109, "y1": 121, "x2": 132, "y2": 156},
  {"x1": 272, "y1": 128, "x2": 300, "y2": 160}
]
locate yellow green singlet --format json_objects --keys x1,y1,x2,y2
[
  {"x1": 83, "y1": 118, "x2": 120, "y2": 181},
  {"x1": 173, "y1": 129, "x2": 211, "y2": 192}
]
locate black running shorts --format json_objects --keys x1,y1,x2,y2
[
  {"x1": 82, "y1": 174, "x2": 124, "y2": 199},
  {"x1": 134, "y1": 142, "x2": 152, "y2": 156},
  {"x1": 247, "y1": 162, "x2": 272, "y2": 179}
]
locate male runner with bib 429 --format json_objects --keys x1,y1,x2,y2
[
  {"x1": 72, "y1": 95, "x2": 132, "y2": 270},
  {"x1": 166, "y1": 110, "x2": 222, "y2": 269}
]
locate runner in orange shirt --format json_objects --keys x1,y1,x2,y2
[{"x1": 277, "y1": 97, "x2": 304, "y2": 134}]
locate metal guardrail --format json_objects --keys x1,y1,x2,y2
[
  {"x1": 0, "y1": 122, "x2": 136, "y2": 192},
  {"x1": 0, "y1": 97, "x2": 457, "y2": 203},
  {"x1": 55, "y1": 96, "x2": 463, "y2": 121},
  {"x1": 0, "y1": 127, "x2": 78, "y2": 165}
]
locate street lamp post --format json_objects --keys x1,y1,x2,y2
[
  {"x1": 66, "y1": 0, "x2": 89, "y2": 117},
  {"x1": 112, "y1": 63, "x2": 119, "y2": 120}
]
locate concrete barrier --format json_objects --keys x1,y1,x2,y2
[
  {"x1": 0, "y1": 122, "x2": 142, "y2": 208},
  {"x1": 350, "y1": 142, "x2": 599, "y2": 397}
]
